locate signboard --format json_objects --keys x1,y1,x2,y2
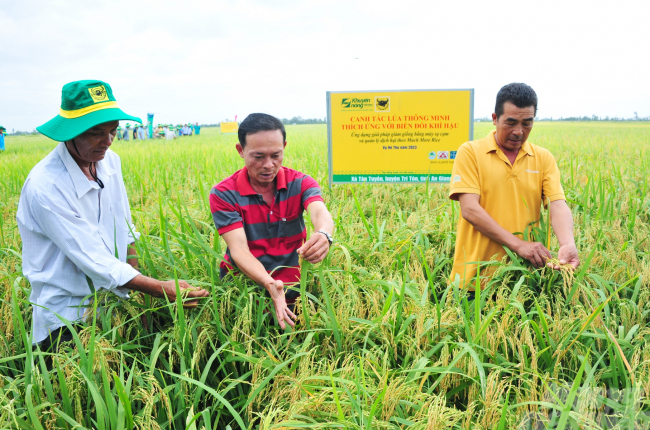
[
  {"x1": 327, "y1": 89, "x2": 474, "y2": 184},
  {"x1": 220, "y1": 122, "x2": 238, "y2": 134}
]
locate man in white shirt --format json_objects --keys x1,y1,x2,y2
[
  {"x1": 137, "y1": 124, "x2": 146, "y2": 140},
  {"x1": 166, "y1": 124, "x2": 176, "y2": 140},
  {"x1": 17, "y1": 80, "x2": 208, "y2": 355}
]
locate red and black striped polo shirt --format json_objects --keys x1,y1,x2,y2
[{"x1": 210, "y1": 166, "x2": 323, "y2": 297}]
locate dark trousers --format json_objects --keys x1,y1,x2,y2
[{"x1": 36, "y1": 325, "x2": 78, "y2": 369}]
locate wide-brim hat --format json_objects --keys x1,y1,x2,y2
[{"x1": 37, "y1": 80, "x2": 141, "y2": 142}]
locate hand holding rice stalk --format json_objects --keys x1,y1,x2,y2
[
  {"x1": 544, "y1": 196, "x2": 580, "y2": 271},
  {"x1": 160, "y1": 280, "x2": 209, "y2": 308}
]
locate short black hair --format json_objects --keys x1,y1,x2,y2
[
  {"x1": 238, "y1": 113, "x2": 286, "y2": 147},
  {"x1": 495, "y1": 83, "x2": 538, "y2": 118}
]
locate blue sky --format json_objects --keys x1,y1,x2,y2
[{"x1": 1, "y1": 0, "x2": 649, "y2": 131}]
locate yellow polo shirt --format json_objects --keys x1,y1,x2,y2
[{"x1": 449, "y1": 130, "x2": 566, "y2": 287}]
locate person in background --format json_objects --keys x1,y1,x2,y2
[
  {"x1": 166, "y1": 125, "x2": 175, "y2": 140},
  {"x1": 210, "y1": 113, "x2": 334, "y2": 329},
  {"x1": 449, "y1": 83, "x2": 579, "y2": 295},
  {"x1": 176, "y1": 124, "x2": 182, "y2": 138},
  {"x1": 17, "y1": 80, "x2": 208, "y2": 356},
  {"x1": 0, "y1": 126, "x2": 6, "y2": 152},
  {"x1": 194, "y1": 122, "x2": 201, "y2": 136},
  {"x1": 123, "y1": 123, "x2": 131, "y2": 141},
  {"x1": 186, "y1": 123, "x2": 193, "y2": 136},
  {"x1": 116, "y1": 126, "x2": 122, "y2": 140},
  {"x1": 132, "y1": 125, "x2": 137, "y2": 140},
  {"x1": 137, "y1": 124, "x2": 146, "y2": 140}
]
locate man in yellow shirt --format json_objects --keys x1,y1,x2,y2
[{"x1": 449, "y1": 83, "x2": 579, "y2": 290}]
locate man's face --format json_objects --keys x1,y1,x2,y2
[
  {"x1": 67, "y1": 120, "x2": 118, "y2": 163},
  {"x1": 236, "y1": 129, "x2": 286, "y2": 186},
  {"x1": 492, "y1": 102, "x2": 535, "y2": 151}
]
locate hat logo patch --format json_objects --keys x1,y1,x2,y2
[{"x1": 88, "y1": 85, "x2": 108, "y2": 103}]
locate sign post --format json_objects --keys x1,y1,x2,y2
[{"x1": 327, "y1": 89, "x2": 474, "y2": 185}]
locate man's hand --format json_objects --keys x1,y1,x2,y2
[
  {"x1": 265, "y1": 279, "x2": 296, "y2": 329},
  {"x1": 549, "y1": 243, "x2": 580, "y2": 270},
  {"x1": 549, "y1": 200, "x2": 579, "y2": 271},
  {"x1": 160, "y1": 280, "x2": 209, "y2": 308},
  {"x1": 304, "y1": 201, "x2": 334, "y2": 264},
  {"x1": 514, "y1": 240, "x2": 552, "y2": 268},
  {"x1": 297, "y1": 232, "x2": 330, "y2": 264}
]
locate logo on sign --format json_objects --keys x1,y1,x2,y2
[
  {"x1": 375, "y1": 97, "x2": 390, "y2": 112},
  {"x1": 341, "y1": 97, "x2": 373, "y2": 111},
  {"x1": 428, "y1": 151, "x2": 437, "y2": 160},
  {"x1": 450, "y1": 151, "x2": 457, "y2": 160},
  {"x1": 437, "y1": 151, "x2": 449, "y2": 159}
]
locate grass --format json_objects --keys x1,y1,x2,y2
[{"x1": 0, "y1": 122, "x2": 649, "y2": 429}]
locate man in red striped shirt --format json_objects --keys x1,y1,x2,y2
[{"x1": 210, "y1": 113, "x2": 334, "y2": 329}]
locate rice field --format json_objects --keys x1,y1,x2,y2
[{"x1": 0, "y1": 121, "x2": 649, "y2": 429}]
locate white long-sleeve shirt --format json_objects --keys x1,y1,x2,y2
[{"x1": 17, "y1": 143, "x2": 141, "y2": 343}]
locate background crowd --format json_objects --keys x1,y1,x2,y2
[{"x1": 115, "y1": 122, "x2": 201, "y2": 141}]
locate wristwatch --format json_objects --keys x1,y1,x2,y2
[{"x1": 317, "y1": 230, "x2": 333, "y2": 246}]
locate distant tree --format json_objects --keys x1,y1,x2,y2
[{"x1": 280, "y1": 117, "x2": 327, "y2": 125}]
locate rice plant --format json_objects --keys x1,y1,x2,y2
[{"x1": 0, "y1": 122, "x2": 649, "y2": 429}]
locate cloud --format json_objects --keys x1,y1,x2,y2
[{"x1": 1, "y1": 0, "x2": 649, "y2": 131}]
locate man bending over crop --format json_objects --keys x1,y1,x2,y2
[
  {"x1": 17, "y1": 80, "x2": 209, "y2": 355},
  {"x1": 449, "y1": 83, "x2": 579, "y2": 291},
  {"x1": 210, "y1": 113, "x2": 334, "y2": 329}
]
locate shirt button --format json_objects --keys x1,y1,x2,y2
[{"x1": 270, "y1": 211, "x2": 273, "y2": 215}]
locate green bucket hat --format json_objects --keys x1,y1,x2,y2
[{"x1": 37, "y1": 80, "x2": 141, "y2": 141}]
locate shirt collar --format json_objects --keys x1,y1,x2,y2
[
  {"x1": 56, "y1": 142, "x2": 116, "y2": 199},
  {"x1": 485, "y1": 130, "x2": 534, "y2": 156},
  {"x1": 236, "y1": 166, "x2": 287, "y2": 196}
]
